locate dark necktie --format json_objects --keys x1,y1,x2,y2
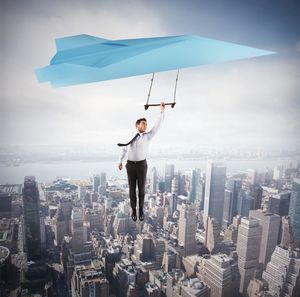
[{"x1": 117, "y1": 133, "x2": 140, "y2": 147}]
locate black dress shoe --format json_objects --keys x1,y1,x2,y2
[
  {"x1": 131, "y1": 209, "x2": 137, "y2": 221},
  {"x1": 139, "y1": 209, "x2": 144, "y2": 221}
]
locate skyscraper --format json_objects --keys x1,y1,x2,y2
[
  {"x1": 169, "y1": 193, "x2": 177, "y2": 216},
  {"x1": 246, "y1": 169, "x2": 258, "y2": 186},
  {"x1": 99, "y1": 172, "x2": 107, "y2": 194},
  {"x1": 203, "y1": 162, "x2": 226, "y2": 230},
  {"x1": 189, "y1": 168, "x2": 201, "y2": 203},
  {"x1": 22, "y1": 176, "x2": 42, "y2": 261},
  {"x1": 249, "y1": 209, "x2": 281, "y2": 267},
  {"x1": 93, "y1": 174, "x2": 100, "y2": 193},
  {"x1": 54, "y1": 208, "x2": 68, "y2": 246},
  {"x1": 205, "y1": 216, "x2": 219, "y2": 252},
  {"x1": 177, "y1": 172, "x2": 188, "y2": 196},
  {"x1": 268, "y1": 191, "x2": 291, "y2": 216},
  {"x1": 165, "y1": 164, "x2": 175, "y2": 193},
  {"x1": 196, "y1": 176, "x2": 205, "y2": 210},
  {"x1": 0, "y1": 193, "x2": 12, "y2": 218},
  {"x1": 71, "y1": 208, "x2": 84, "y2": 253},
  {"x1": 178, "y1": 203, "x2": 197, "y2": 256},
  {"x1": 280, "y1": 216, "x2": 295, "y2": 249},
  {"x1": 72, "y1": 265, "x2": 109, "y2": 297},
  {"x1": 100, "y1": 172, "x2": 106, "y2": 187},
  {"x1": 262, "y1": 246, "x2": 300, "y2": 297},
  {"x1": 289, "y1": 178, "x2": 300, "y2": 248},
  {"x1": 227, "y1": 178, "x2": 242, "y2": 217},
  {"x1": 237, "y1": 189, "x2": 253, "y2": 217},
  {"x1": 78, "y1": 185, "x2": 86, "y2": 201},
  {"x1": 237, "y1": 217, "x2": 262, "y2": 294},
  {"x1": 171, "y1": 176, "x2": 178, "y2": 195},
  {"x1": 223, "y1": 189, "x2": 233, "y2": 227},
  {"x1": 198, "y1": 254, "x2": 240, "y2": 297}
]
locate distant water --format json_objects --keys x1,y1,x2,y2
[{"x1": 0, "y1": 157, "x2": 296, "y2": 185}]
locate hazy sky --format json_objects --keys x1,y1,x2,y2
[{"x1": 1, "y1": 0, "x2": 300, "y2": 155}]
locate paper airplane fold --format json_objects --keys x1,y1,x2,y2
[{"x1": 35, "y1": 34, "x2": 275, "y2": 88}]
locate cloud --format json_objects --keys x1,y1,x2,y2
[{"x1": 0, "y1": 0, "x2": 299, "y2": 152}]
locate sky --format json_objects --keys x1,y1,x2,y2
[{"x1": 1, "y1": 0, "x2": 300, "y2": 156}]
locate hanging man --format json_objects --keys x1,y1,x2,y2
[{"x1": 118, "y1": 102, "x2": 166, "y2": 221}]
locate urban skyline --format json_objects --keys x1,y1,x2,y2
[{"x1": 1, "y1": 159, "x2": 300, "y2": 296}]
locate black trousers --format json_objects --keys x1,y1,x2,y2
[{"x1": 125, "y1": 159, "x2": 148, "y2": 210}]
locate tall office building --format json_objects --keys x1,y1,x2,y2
[
  {"x1": 99, "y1": 172, "x2": 107, "y2": 194},
  {"x1": 54, "y1": 208, "x2": 68, "y2": 246},
  {"x1": 262, "y1": 246, "x2": 300, "y2": 297},
  {"x1": 93, "y1": 174, "x2": 101, "y2": 193},
  {"x1": 268, "y1": 191, "x2": 291, "y2": 217},
  {"x1": 203, "y1": 162, "x2": 226, "y2": 230},
  {"x1": 169, "y1": 193, "x2": 177, "y2": 216},
  {"x1": 196, "y1": 177, "x2": 205, "y2": 210},
  {"x1": 249, "y1": 210, "x2": 281, "y2": 267},
  {"x1": 250, "y1": 185, "x2": 263, "y2": 210},
  {"x1": 268, "y1": 191, "x2": 291, "y2": 216},
  {"x1": 178, "y1": 203, "x2": 197, "y2": 256},
  {"x1": 78, "y1": 185, "x2": 86, "y2": 201},
  {"x1": 227, "y1": 178, "x2": 242, "y2": 217},
  {"x1": 246, "y1": 169, "x2": 258, "y2": 185},
  {"x1": 54, "y1": 196, "x2": 73, "y2": 246},
  {"x1": 236, "y1": 217, "x2": 262, "y2": 294},
  {"x1": 237, "y1": 189, "x2": 253, "y2": 217},
  {"x1": 71, "y1": 208, "x2": 84, "y2": 253},
  {"x1": 205, "y1": 216, "x2": 219, "y2": 252},
  {"x1": 150, "y1": 167, "x2": 157, "y2": 193},
  {"x1": 22, "y1": 176, "x2": 42, "y2": 261},
  {"x1": 198, "y1": 254, "x2": 240, "y2": 297},
  {"x1": 177, "y1": 172, "x2": 188, "y2": 196},
  {"x1": 165, "y1": 164, "x2": 175, "y2": 193},
  {"x1": 60, "y1": 196, "x2": 73, "y2": 218},
  {"x1": 133, "y1": 233, "x2": 165, "y2": 269},
  {"x1": 223, "y1": 190, "x2": 233, "y2": 227},
  {"x1": 280, "y1": 216, "x2": 295, "y2": 249},
  {"x1": 72, "y1": 265, "x2": 109, "y2": 297},
  {"x1": 171, "y1": 176, "x2": 178, "y2": 195},
  {"x1": 289, "y1": 178, "x2": 300, "y2": 248},
  {"x1": 189, "y1": 168, "x2": 201, "y2": 203},
  {"x1": 0, "y1": 193, "x2": 12, "y2": 218},
  {"x1": 100, "y1": 172, "x2": 106, "y2": 187}
]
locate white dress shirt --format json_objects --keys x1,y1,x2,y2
[{"x1": 119, "y1": 112, "x2": 165, "y2": 163}]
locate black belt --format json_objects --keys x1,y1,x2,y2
[{"x1": 127, "y1": 159, "x2": 146, "y2": 164}]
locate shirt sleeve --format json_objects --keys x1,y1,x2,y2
[
  {"x1": 118, "y1": 146, "x2": 128, "y2": 164},
  {"x1": 147, "y1": 112, "x2": 165, "y2": 140},
  {"x1": 118, "y1": 132, "x2": 133, "y2": 163}
]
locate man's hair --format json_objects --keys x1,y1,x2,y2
[{"x1": 135, "y1": 118, "x2": 147, "y2": 126}]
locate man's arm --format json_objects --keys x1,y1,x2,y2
[
  {"x1": 118, "y1": 145, "x2": 128, "y2": 164},
  {"x1": 147, "y1": 102, "x2": 165, "y2": 140},
  {"x1": 118, "y1": 132, "x2": 133, "y2": 170}
]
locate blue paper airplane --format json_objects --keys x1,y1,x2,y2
[{"x1": 35, "y1": 34, "x2": 275, "y2": 88}]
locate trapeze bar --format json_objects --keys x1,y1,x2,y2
[{"x1": 144, "y1": 102, "x2": 176, "y2": 110}]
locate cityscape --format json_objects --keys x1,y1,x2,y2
[
  {"x1": 1, "y1": 159, "x2": 300, "y2": 297},
  {"x1": 1, "y1": 0, "x2": 300, "y2": 297}
]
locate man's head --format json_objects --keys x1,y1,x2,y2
[{"x1": 135, "y1": 117, "x2": 147, "y2": 133}]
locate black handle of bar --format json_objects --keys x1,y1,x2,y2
[{"x1": 144, "y1": 102, "x2": 176, "y2": 110}]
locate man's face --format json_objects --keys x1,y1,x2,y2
[{"x1": 136, "y1": 120, "x2": 147, "y2": 133}]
